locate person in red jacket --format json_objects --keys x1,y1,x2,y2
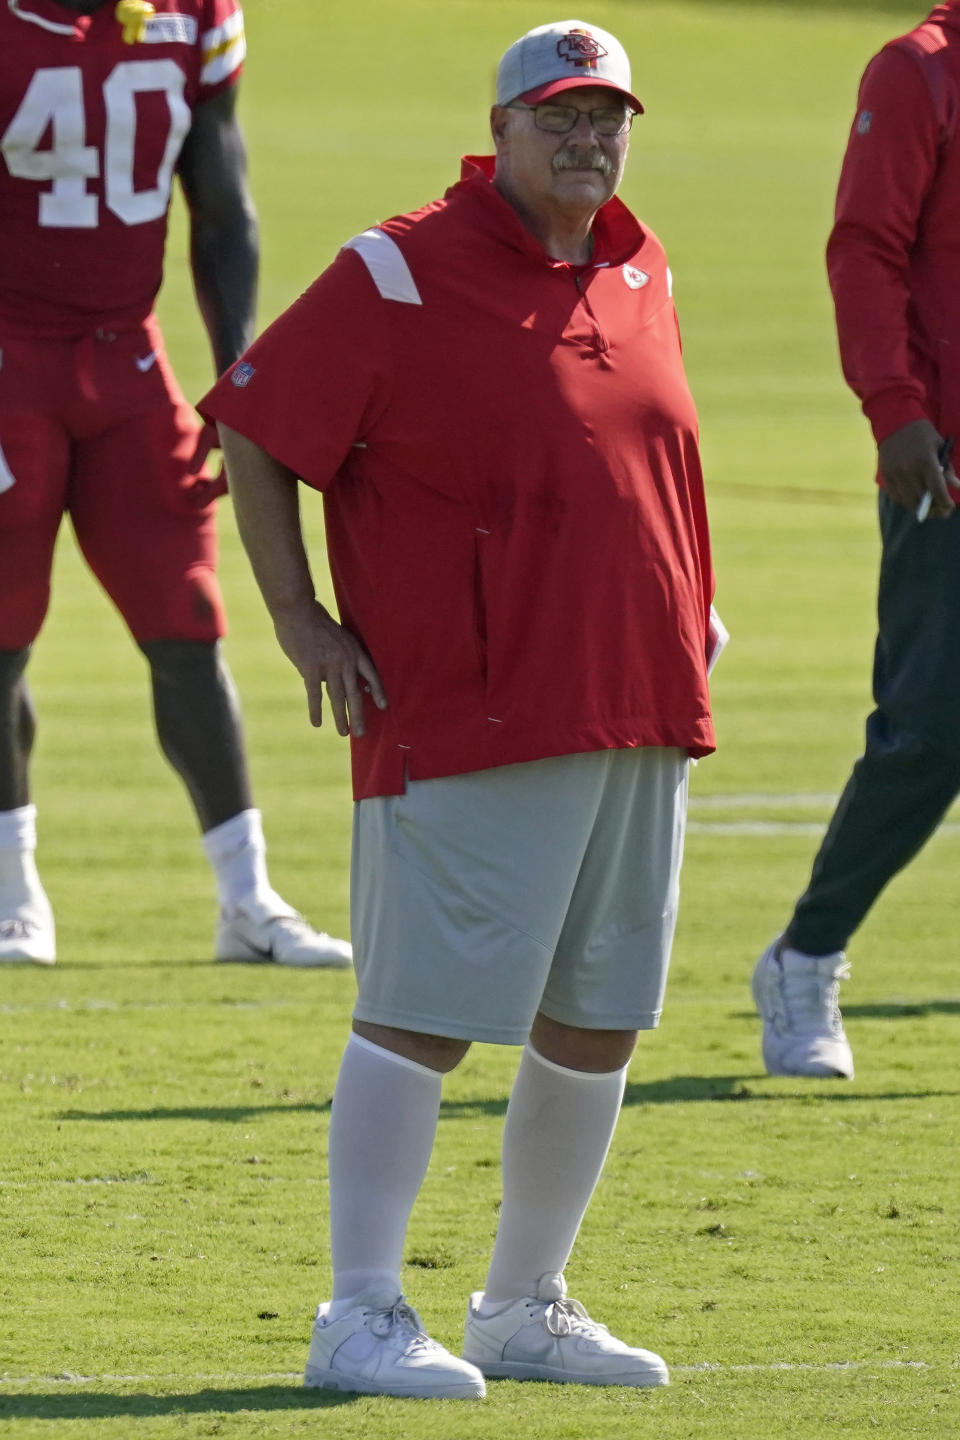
[
  {"x1": 0, "y1": 0, "x2": 351, "y2": 968},
  {"x1": 753, "y1": 2, "x2": 960, "y2": 1079},
  {"x1": 203, "y1": 17, "x2": 717, "y2": 1403}
]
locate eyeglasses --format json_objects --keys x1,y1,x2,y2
[{"x1": 507, "y1": 102, "x2": 635, "y2": 137}]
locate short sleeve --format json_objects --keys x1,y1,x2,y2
[
  {"x1": 197, "y1": 0, "x2": 246, "y2": 102},
  {"x1": 198, "y1": 248, "x2": 392, "y2": 490}
]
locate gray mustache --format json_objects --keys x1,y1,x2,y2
[{"x1": 552, "y1": 149, "x2": 613, "y2": 174}]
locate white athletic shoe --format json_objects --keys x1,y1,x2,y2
[
  {"x1": 215, "y1": 892, "x2": 352, "y2": 968},
  {"x1": 0, "y1": 888, "x2": 55, "y2": 965},
  {"x1": 304, "y1": 1289, "x2": 486, "y2": 1399},
  {"x1": 752, "y1": 936, "x2": 854, "y2": 1079},
  {"x1": 462, "y1": 1272, "x2": 669, "y2": 1387}
]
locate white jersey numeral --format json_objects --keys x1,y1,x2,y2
[
  {"x1": 1, "y1": 68, "x2": 99, "y2": 226},
  {"x1": 103, "y1": 61, "x2": 190, "y2": 225},
  {"x1": 0, "y1": 61, "x2": 191, "y2": 228}
]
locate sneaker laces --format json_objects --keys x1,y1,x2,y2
[
  {"x1": 265, "y1": 912, "x2": 310, "y2": 938},
  {"x1": 540, "y1": 1296, "x2": 609, "y2": 1339},
  {"x1": 0, "y1": 917, "x2": 40, "y2": 940},
  {"x1": 228, "y1": 890, "x2": 300, "y2": 928},
  {"x1": 780, "y1": 955, "x2": 850, "y2": 1038},
  {"x1": 368, "y1": 1299, "x2": 438, "y2": 1354}
]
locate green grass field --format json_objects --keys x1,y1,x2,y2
[{"x1": 4, "y1": 1, "x2": 960, "y2": 1435}]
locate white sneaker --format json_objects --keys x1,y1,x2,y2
[
  {"x1": 752, "y1": 936, "x2": 854, "y2": 1078},
  {"x1": 462, "y1": 1272, "x2": 669, "y2": 1387},
  {"x1": 0, "y1": 888, "x2": 55, "y2": 966},
  {"x1": 215, "y1": 892, "x2": 352, "y2": 968},
  {"x1": 304, "y1": 1288, "x2": 486, "y2": 1399}
]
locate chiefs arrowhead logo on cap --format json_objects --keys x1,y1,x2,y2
[{"x1": 557, "y1": 29, "x2": 608, "y2": 70}]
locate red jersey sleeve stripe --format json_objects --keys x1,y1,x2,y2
[{"x1": 200, "y1": 10, "x2": 245, "y2": 87}]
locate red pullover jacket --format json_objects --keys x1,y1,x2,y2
[
  {"x1": 826, "y1": 3, "x2": 960, "y2": 453},
  {"x1": 203, "y1": 158, "x2": 715, "y2": 799}
]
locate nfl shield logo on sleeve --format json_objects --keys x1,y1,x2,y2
[{"x1": 231, "y1": 361, "x2": 256, "y2": 388}]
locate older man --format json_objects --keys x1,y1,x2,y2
[{"x1": 202, "y1": 19, "x2": 715, "y2": 1400}]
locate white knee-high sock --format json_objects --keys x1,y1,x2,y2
[
  {"x1": 482, "y1": 1044, "x2": 627, "y2": 1303},
  {"x1": 328, "y1": 1033, "x2": 443, "y2": 1308},
  {"x1": 0, "y1": 805, "x2": 42, "y2": 897},
  {"x1": 201, "y1": 809, "x2": 271, "y2": 912}
]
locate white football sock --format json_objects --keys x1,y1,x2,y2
[
  {"x1": 0, "y1": 804, "x2": 43, "y2": 898},
  {"x1": 481, "y1": 1043, "x2": 627, "y2": 1304},
  {"x1": 328, "y1": 1033, "x2": 443, "y2": 1310},
  {"x1": 202, "y1": 808, "x2": 272, "y2": 912}
]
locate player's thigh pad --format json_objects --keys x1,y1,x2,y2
[
  {"x1": 70, "y1": 404, "x2": 226, "y2": 643},
  {"x1": 0, "y1": 411, "x2": 70, "y2": 648},
  {"x1": 350, "y1": 748, "x2": 689, "y2": 1044}
]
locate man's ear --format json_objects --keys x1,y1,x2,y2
[{"x1": 490, "y1": 105, "x2": 510, "y2": 149}]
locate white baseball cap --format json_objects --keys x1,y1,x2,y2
[{"x1": 496, "y1": 20, "x2": 643, "y2": 113}]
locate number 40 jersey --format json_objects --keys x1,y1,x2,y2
[{"x1": 0, "y1": 0, "x2": 245, "y2": 338}]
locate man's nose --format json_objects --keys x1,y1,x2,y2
[{"x1": 566, "y1": 110, "x2": 601, "y2": 143}]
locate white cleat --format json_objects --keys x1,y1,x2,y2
[
  {"x1": 304, "y1": 1288, "x2": 486, "y2": 1399},
  {"x1": 215, "y1": 892, "x2": 352, "y2": 968},
  {"x1": 752, "y1": 936, "x2": 854, "y2": 1079},
  {"x1": 0, "y1": 890, "x2": 55, "y2": 966},
  {"x1": 462, "y1": 1272, "x2": 669, "y2": 1387}
]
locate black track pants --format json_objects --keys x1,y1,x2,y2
[{"x1": 787, "y1": 492, "x2": 960, "y2": 956}]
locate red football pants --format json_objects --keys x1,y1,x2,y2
[{"x1": 0, "y1": 317, "x2": 226, "y2": 649}]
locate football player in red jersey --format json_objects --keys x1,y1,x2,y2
[{"x1": 0, "y1": 0, "x2": 352, "y2": 968}]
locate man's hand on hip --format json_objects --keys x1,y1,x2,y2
[
  {"x1": 273, "y1": 601, "x2": 387, "y2": 738},
  {"x1": 878, "y1": 418, "x2": 959, "y2": 519}
]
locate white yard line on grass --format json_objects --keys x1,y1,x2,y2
[
  {"x1": 690, "y1": 794, "x2": 840, "y2": 808},
  {"x1": 688, "y1": 821, "x2": 828, "y2": 835},
  {"x1": 687, "y1": 792, "x2": 960, "y2": 837},
  {"x1": 687, "y1": 821, "x2": 960, "y2": 835},
  {"x1": 0, "y1": 998, "x2": 307, "y2": 1015}
]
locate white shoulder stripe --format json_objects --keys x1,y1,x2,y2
[
  {"x1": 343, "y1": 229, "x2": 422, "y2": 306},
  {"x1": 200, "y1": 12, "x2": 245, "y2": 86},
  {"x1": 201, "y1": 10, "x2": 245, "y2": 50},
  {"x1": 666, "y1": 266, "x2": 674, "y2": 298},
  {"x1": 200, "y1": 40, "x2": 244, "y2": 86}
]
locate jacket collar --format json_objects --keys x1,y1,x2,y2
[{"x1": 449, "y1": 154, "x2": 647, "y2": 268}]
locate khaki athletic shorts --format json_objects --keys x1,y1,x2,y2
[{"x1": 350, "y1": 748, "x2": 689, "y2": 1045}]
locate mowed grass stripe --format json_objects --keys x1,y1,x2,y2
[{"x1": 0, "y1": 1358, "x2": 936, "y2": 1386}]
